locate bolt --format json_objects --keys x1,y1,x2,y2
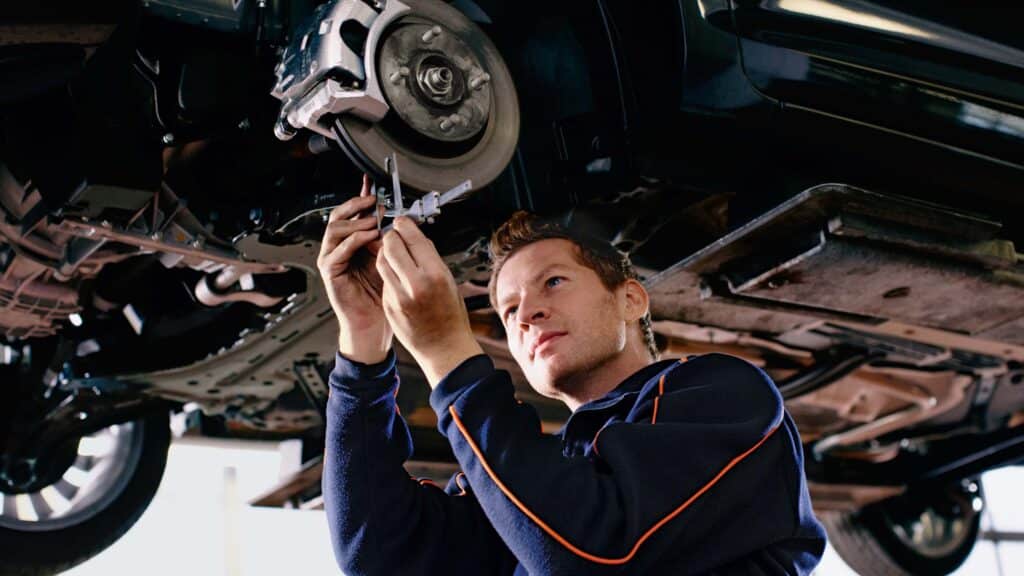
[
  {"x1": 441, "y1": 113, "x2": 464, "y2": 132},
  {"x1": 238, "y1": 118, "x2": 251, "y2": 130},
  {"x1": 162, "y1": 133, "x2": 175, "y2": 145},
  {"x1": 389, "y1": 66, "x2": 410, "y2": 84},
  {"x1": 421, "y1": 25, "x2": 442, "y2": 43},
  {"x1": 275, "y1": 119, "x2": 298, "y2": 141},
  {"x1": 469, "y1": 72, "x2": 491, "y2": 90}
]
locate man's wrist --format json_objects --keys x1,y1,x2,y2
[
  {"x1": 337, "y1": 328, "x2": 392, "y2": 365},
  {"x1": 417, "y1": 337, "x2": 485, "y2": 389},
  {"x1": 332, "y1": 348, "x2": 397, "y2": 392}
]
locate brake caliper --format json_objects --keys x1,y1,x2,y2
[{"x1": 270, "y1": 0, "x2": 411, "y2": 140}]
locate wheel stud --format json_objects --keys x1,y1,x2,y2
[
  {"x1": 439, "y1": 113, "x2": 462, "y2": 132},
  {"x1": 469, "y1": 72, "x2": 491, "y2": 90},
  {"x1": 389, "y1": 66, "x2": 410, "y2": 84},
  {"x1": 421, "y1": 25, "x2": 442, "y2": 43}
]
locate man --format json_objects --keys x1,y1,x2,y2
[{"x1": 317, "y1": 176, "x2": 826, "y2": 575}]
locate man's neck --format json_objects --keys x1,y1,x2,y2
[{"x1": 560, "y1": 345, "x2": 652, "y2": 412}]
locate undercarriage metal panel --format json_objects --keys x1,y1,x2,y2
[
  {"x1": 647, "y1": 184, "x2": 1024, "y2": 344},
  {"x1": 735, "y1": 235, "x2": 1022, "y2": 335},
  {"x1": 980, "y1": 316, "x2": 1024, "y2": 347},
  {"x1": 72, "y1": 236, "x2": 338, "y2": 420}
]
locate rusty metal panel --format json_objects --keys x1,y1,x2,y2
[
  {"x1": 732, "y1": 237, "x2": 1024, "y2": 335},
  {"x1": 980, "y1": 317, "x2": 1024, "y2": 346},
  {"x1": 647, "y1": 183, "x2": 1024, "y2": 338}
]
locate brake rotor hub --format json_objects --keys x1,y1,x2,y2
[
  {"x1": 348, "y1": 0, "x2": 518, "y2": 193},
  {"x1": 379, "y1": 23, "x2": 491, "y2": 142}
]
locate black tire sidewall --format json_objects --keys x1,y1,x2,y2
[
  {"x1": 0, "y1": 411, "x2": 171, "y2": 576},
  {"x1": 858, "y1": 492, "x2": 981, "y2": 575}
]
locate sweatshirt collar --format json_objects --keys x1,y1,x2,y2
[
  {"x1": 578, "y1": 359, "x2": 680, "y2": 410},
  {"x1": 557, "y1": 358, "x2": 680, "y2": 435}
]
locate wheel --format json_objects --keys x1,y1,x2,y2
[
  {"x1": 822, "y1": 480, "x2": 983, "y2": 576},
  {"x1": 0, "y1": 411, "x2": 171, "y2": 576},
  {"x1": 334, "y1": 0, "x2": 520, "y2": 194}
]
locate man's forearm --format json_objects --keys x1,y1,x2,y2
[{"x1": 325, "y1": 350, "x2": 517, "y2": 575}]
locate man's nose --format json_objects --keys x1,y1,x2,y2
[{"x1": 517, "y1": 295, "x2": 549, "y2": 329}]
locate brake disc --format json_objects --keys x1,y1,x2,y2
[{"x1": 333, "y1": 0, "x2": 519, "y2": 194}]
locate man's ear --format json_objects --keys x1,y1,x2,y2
[{"x1": 621, "y1": 279, "x2": 650, "y2": 322}]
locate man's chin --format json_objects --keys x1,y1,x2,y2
[{"x1": 532, "y1": 357, "x2": 580, "y2": 392}]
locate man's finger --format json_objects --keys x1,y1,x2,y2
[
  {"x1": 320, "y1": 229, "x2": 379, "y2": 274},
  {"x1": 381, "y1": 228, "x2": 420, "y2": 276},
  {"x1": 359, "y1": 174, "x2": 371, "y2": 198},
  {"x1": 327, "y1": 194, "x2": 377, "y2": 224},
  {"x1": 376, "y1": 250, "x2": 407, "y2": 303},
  {"x1": 392, "y1": 217, "x2": 441, "y2": 268},
  {"x1": 318, "y1": 216, "x2": 377, "y2": 258}
]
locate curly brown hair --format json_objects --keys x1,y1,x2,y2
[{"x1": 487, "y1": 211, "x2": 659, "y2": 360}]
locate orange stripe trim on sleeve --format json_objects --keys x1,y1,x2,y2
[
  {"x1": 650, "y1": 373, "x2": 666, "y2": 424},
  {"x1": 590, "y1": 425, "x2": 608, "y2": 457},
  {"x1": 449, "y1": 405, "x2": 779, "y2": 565},
  {"x1": 650, "y1": 358, "x2": 686, "y2": 425},
  {"x1": 454, "y1": 472, "x2": 468, "y2": 496}
]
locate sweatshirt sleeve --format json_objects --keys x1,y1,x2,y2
[
  {"x1": 429, "y1": 352, "x2": 817, "y2": 575},
  {"x1": 323, "y1": 349, "x2": 517, "y2": 576}
]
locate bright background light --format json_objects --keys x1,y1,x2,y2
[
  {"x1": 63, "y1": 438, "x2": 1024, "y2": 575},
  {"x1": 64, "y1": 439, "x2": 340, "y2": 576}
]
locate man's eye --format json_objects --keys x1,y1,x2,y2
[
  {"x1": 505, "y1": 306, "x2": 518, "y2": 320},
  {"x1": 546, "y1": 276, "x2": 564, "y2": 288}
]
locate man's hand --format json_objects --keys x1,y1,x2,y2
[
  {"x1": 375, "y1": 216, "x2": 483, "y2": 387},
  {"x1": 317, "y1": 175, "x2": 393, "y2": 364}
]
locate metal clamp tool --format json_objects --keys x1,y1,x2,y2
[{"x1": 374, "y1": 152, "x2": 473, "y2": 233}]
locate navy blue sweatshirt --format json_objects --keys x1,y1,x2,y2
[{"x1": 324, "y1": 351, "x2": 826, "y2": 575}]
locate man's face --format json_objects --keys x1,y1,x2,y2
[{"x1": 494, "y1": 239, "x2": 634, "y2": 399}]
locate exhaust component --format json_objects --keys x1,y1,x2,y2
[{"x1": 809, "y1": 367, "x2": 973, "y2": 458}]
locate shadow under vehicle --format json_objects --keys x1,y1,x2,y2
[{"x1": 1, "y1": 1, "x2": 1023, "y2": 574}]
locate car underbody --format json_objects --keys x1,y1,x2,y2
[{"x1": 1, "y1": 1, "x2": 1023, "y2": 574}]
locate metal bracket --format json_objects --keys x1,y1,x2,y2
[{"x1": 293, "y1": 361, "x2": 329, "y2": 420}]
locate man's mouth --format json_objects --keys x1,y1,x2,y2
[{"x1": 531, "y1": 332, "x2": 567, "y2": 359}]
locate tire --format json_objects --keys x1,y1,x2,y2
[
  {"x1": 821, "y1": 481, "x2": 982, "y2": 576},
  {"x1": 0, "y1": 411, "x2": 171, "y2": 576}
]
